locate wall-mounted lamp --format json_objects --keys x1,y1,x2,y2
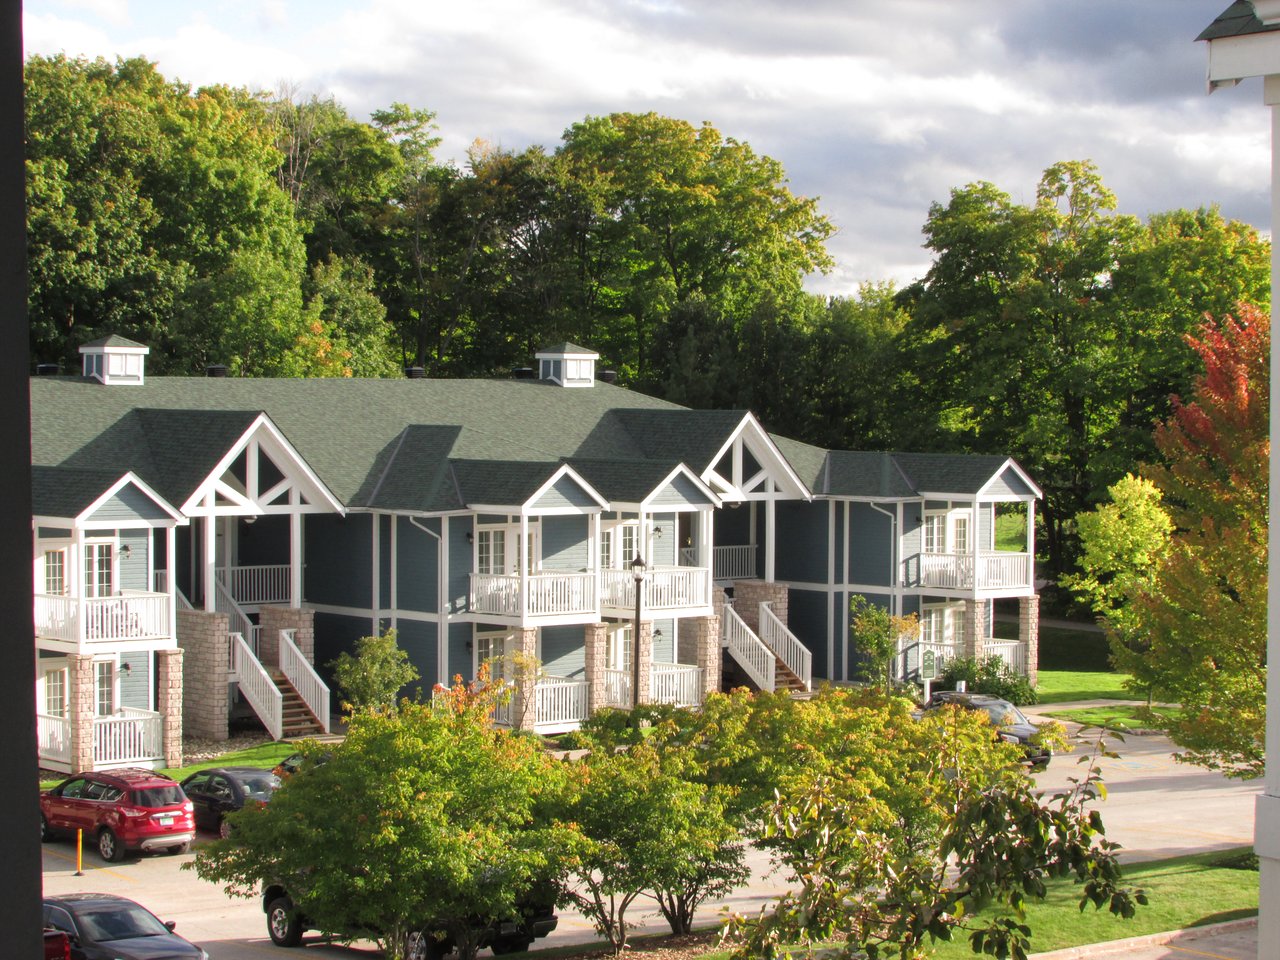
[
  {"x1": 118, "y1": 544, "x2": 132, "y2": 560},
  {"x1": 652, "y1": 526, "x2": 663, "y2": 539},
  {"x1": 244, "y1": 515, "x2": 257, "y2": 525},
  {"x1": 120, "y1": 661, "x2": 132, "y2": 677},
  {"x1": 465, "y1": 639, "x2": 473, "y2": 653},
  {"x1": 653, "y1": 628, "x2": 663, "y2": 640},
  {"x1": 466, "y1": 530, "x2": 475, "y2": 545}
]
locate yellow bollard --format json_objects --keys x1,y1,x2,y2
[{"x1": 74, "y1": 828, "x2": 83, "y2": 876}]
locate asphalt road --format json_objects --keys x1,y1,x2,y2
[{"x1": 40, "y1": 716, "x2": 1260, "y2": 959}]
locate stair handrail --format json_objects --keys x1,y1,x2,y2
[
  {"x1": 229, "y1": 631, "x2": 283, "y2": 740},
  {"x1": 280, "y1": 628, "x2": 330, "y2": 734},
  {"x1": 722, "y1": 602, "x2": 776, "y2": 692},
  {"x1": 759, "y1": 601, "x2": 811, "y2": 691},
  {"x1": 215, "y1": 576, "x2": 260, "y2": 655}
]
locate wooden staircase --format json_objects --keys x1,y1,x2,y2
[
  {"x1": 720, "y1": 651, "x2": 807, "y2": 695},
  {"x1": 271, "y1": 671, "x2": 325, "y2": 738},
  {"x1": 772, "y1": 657, "x2": 807, "y2": 693}
]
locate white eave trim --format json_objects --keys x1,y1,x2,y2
[
  {"x1": 1205, "y1": 30, "x2": 1280, "y2": 87},
  {"x1": 703, "y1": 413, "x2": 812, "y2": 500}
]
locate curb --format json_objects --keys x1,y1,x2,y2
[{"x1": 1027, "y1": 916, "x2": 1258, "y2": 959}]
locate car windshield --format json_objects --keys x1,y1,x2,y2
[
  {"x1": 237, "y1": 771, "x2": 279, "y2": 801},
  {"x1": 979, "y1": 701, "x2": 1028, "y2": 727},
  {"x1": 130, "y1": 784, "x2": 185, "y2": 807},
  {"x1": 77, "y1": 903, "x2": 170, "y2": 941}
]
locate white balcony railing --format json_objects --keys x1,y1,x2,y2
[
  {"x1": 217, "y1": 565, "x2": 291, "y2": 605},
  {"x1": 603, "y1": 668, "x2": 632, "y2": 708},
  {"x1": 469, "y1": 572, "x2": 596, "y2": 619},
  {"x1": 722, "y1": 603, "x2": 775, "y2": 691},
  {"x1": 229, "y1": 631, "x2": 283, "y2": 740},
  {"x1": 34, "y1": 591, "x2": 171, "y2": 645},
  {"x1": 94, "y1": 708, "x2": 164, "y2": 768},
  {"x1": 280, "y1": 628, "x2": 330, "y2": 734},
  {"x1": 36, "y1": 713, "x2": 71, "y2": 768},
  {"x1": 601, "y1": 566, "x2": 711, "y2": 613},
  {"x1": 680, "y1": 545, "x2": 757, "y2": 581},
  {"x1": 650, "y1": 664, "x2": 703, "y2": 707},
  {"x1": 917, "y1": 552, "x2": 1033, "y2": 591},
  {"x1": 533, "y1": 676, "x2": 589, "y2": 732},
  {"x1": 984, "y1": 639, "x2": 1029, "y2": 676},
  {"x1": 889, "y1": 639, "x2": 962, "y2": 684}
]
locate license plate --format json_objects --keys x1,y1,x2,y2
[{"x1": 156, "y1": 816, "x2": 174, "y2": 826}]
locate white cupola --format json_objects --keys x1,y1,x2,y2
[
  {"x1": 534, "y1": 342, "x2": 599, "y2": 387},
  {"x1": 79, "y1": 335, "x2": 149, "y2": 386}
]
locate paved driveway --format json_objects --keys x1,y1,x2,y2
[{"x1": 40, "y1": 722, "x2": 1259, "y2": 958}]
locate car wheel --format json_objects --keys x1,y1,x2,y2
[
  {"x1": 267, "y1": 896, "x2": 303, "y2": 947},
  {"x1": 490, "y1": 934, "x2": 535, "y2": 954},
  {"x1": 97, "y1": 827, "x2": 124, "y2": 862},
  {"x1": 218, "y1": 817, "x2": 233, "y2": 840},
  {"x1": 406, "y1": 930, "x2": 446, "y2": 960},
  {"x1": 170, "y1": 841, "x2": 191, "y2": 855},
  {"x1": 40, "y1": 814, "x2": 53, "y2": 843}
]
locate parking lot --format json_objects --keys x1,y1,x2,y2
[{"x1": 41, "y1": 722, "x2": 1260, "y2": 958}]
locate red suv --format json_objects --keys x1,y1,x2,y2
[{"x1": 40, "y1": 768, "x2": 194, "y2": 862}]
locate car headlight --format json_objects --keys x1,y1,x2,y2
[{"x1": 998, "y1": 732, "x2": 1019, "y2": 744}]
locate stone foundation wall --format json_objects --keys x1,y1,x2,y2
[
  {"x1": 68, "y1": 654, "x2": 95, "y2": 773},
  {"x1": 635, "y1": 621, "x2": 654, "y2": 705},
  {"x1": 694, "y1": 615, "x2": 721, "y2": 696},
  {"x1": 177, "y1": 609, "x2": 230, "y2": 740},
  {"x1": 156, "y1": 648, "x2": 184, "y2": 767},
  {"x1": 734, "y1": 579, "x2": 789, "y2": 632},
  {"x1": 1019, "y1": 595, "x2": 1040, "y2": 685},
  {"x1": 512, "y1": 627, "x2": 539, "y2": 731},
  {"x1": 962, "y1": 599, "x2": 986, "y2": 660},
  {"x1": 584, "y1": 623, "x2": 608, "y2": 715}
]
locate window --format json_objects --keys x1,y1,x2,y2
[
  {"x1": 600, "y1": 521, "x2": 641, "y2": 569},
  {"x1": 923, "y1": 514, "x2": 945, "y2": 554},
  {"x1": 607, "y1": 625, "x2": 633, "y2": 672},
  {"x1": 477, "y1": 529, "x2": 506, "y2": 575},
  {"x1": 921, "y1": 608, "x2": 943, "y2": 645},
  {"x1": 84, "y1": 542, "x2": 114, "y2": 598},
  {"x1": 43, "y1": 549, "x2": 67, "y2": 596},
  {"x1": 950, "y1": 607, "x2": 967, "y2": 645},
  {"x1": 43, "y1": 669, "x2": 66, "y2": 718},
  {"x1": 952, "y1": 515, "x2": 970, "y2": 554},
  {"x1": 95, "y1": 661, "x2": 115, "y2": 716},
  {"x1": 475, "y1": 631, "x2": 514, "y2": 681},
  {"x1": 599, "y1": 528, "x2": 612, "y2": 571}
]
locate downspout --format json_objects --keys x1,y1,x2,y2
[
  {"x1": 868, "y1": 502, "x2": 898, "y2": 617},
  {"x1": 409, "y1": 516, "x2": 449, "y2": 686}
]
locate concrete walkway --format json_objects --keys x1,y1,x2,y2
[{"x1": 1030, "y1": 917, "x2": 1257, "y2": 959}]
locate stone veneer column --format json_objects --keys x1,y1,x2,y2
[
  {"x1": 962, "y1": 599, "x2": 986, "y2": 661},
  {"x1": 156, "y1": 648, "x2": 184, "y2": 768},
  {"x1": 733, "y1": 579, "x2": 789, "y2": 633},
  {"x1": 583, "y1": 623, "x2": 608, "y2": 715},
  {"x1": 635, "y1": 621, "x2": 654, "y2": 706},
  {"x1": 258, "y1": 605, "x2": 317, "y2": 668},
  {"x1": 511, "y1": 627, "x2": 539, "y2": 731},
  {"x1": 67, "y1": 654, "x2": 95, "y2": 773},
  {"x1": 176, "y1": 609, "x2": 230, "y2": 740},
  {"x1": 1019, "y1": 595, "x2": 1040, "y2": 685},
  {"x1": 694, "y1": 615, "x2": 721, "y2": 697}
]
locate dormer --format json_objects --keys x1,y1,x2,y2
[
  {"x1": 79, "y1": 335, "x2": 149, "y2": 386},
  {"x1": 535, "y1": 342, "x2": 598, "y2": 388}
]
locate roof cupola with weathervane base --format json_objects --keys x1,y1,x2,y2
[
  {"x1": 535, "y1": 342, "x2": 598, "y2": 387},
  {"x1": 79, "y1": 335, "x2": 150, "y2": 386}
]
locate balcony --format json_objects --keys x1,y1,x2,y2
[
  {"x1": 216, "y1": 564, "x2": 291, "y2": 605},
  {"x1": 469, "y1": 571, "x2": 597, "y2": 623},
  {"x1": 37, "y1": 707, "x2": 164, "y2": 773},
  {"x1": 915, "y1": 552, "x2": 1033, "y2": 593},
  {"x1": 601, "y1": 566, "x2": 712, "y2": 616},
  {"x1": 680, "y1": 545, "x2": 757, "y2": 581},
  {"x1": 34, "y1": 591, "x2": 171, "y2": 647}
]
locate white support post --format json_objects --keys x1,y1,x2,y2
[
  {"x1": 765, "y1": 480, "x2": 776, "y2": 583},
  {"x1": 289, "y1": 492, "x2": 302, "y2": 608},
  {"x1": 202, "y1": 511, "x2": 216, "y2": 613},
  {"x1": 591, "y1": 512, "x2": 602, "y2": 617},
  {"x1": 247, "y1": 438, "x2": 259, "y2": 502},
  {"x1": 166, "y1": 526, "x2": 177, "y2": 639},
  {"x1": 520, "y1": 513, "x2": 530, "y2": 620},
  {"x1": 371, "y1": 512, "x2": 381, "y2": 635}
]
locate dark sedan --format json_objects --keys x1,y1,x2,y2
[
  {"x1": 920, "y1": 691, "x2": 1052, "y2": 769},
  {"x1": 43, "y1": 893, "x2": 208, "y2": 960},
  {"x1": 181, "y1": 766, "x2": 279, "y2": 838}
]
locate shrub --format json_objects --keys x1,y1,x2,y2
[{"x1": 935, "y1": 655, "x2": 1038, "y2": 705}]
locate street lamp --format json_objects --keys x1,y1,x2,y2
[{"x1": 630, "y1": 553, "x2": 646, "y2": 709}]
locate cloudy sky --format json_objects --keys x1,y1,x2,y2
[{"x1": 22, "y1": 0, "x2": 1270, "y2": 296}]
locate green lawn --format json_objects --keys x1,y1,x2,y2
[
  {"x1": 39, "y1": 739, "x2": 297, "y2": 791},
  {"x1": 1035, "y1": 669, "x2": 1134, "y2": 704},
  {"x1": 1042, "y1": 704, "x2": 1177, "y2": 732}
]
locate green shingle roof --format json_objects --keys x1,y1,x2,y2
[
  {"x1": 568, "y1": 458, "x2": 686, "y2": 504},
  {"x1": 80, "y1": 334, "x2": 148, "y2": 349},
  {"x1": 1198, "y1": 2, "x2": 1280, "y2": 41},
  {"x1": 536, "y1": 342, "x2": 597, "y2": 356},
  {"x1": 31, "y1": 466, "x2": 132, "y2": 519}
]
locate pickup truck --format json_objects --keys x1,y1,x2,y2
[{"x1": 261, "y1": 882, "x2": 558, "y2": 958}]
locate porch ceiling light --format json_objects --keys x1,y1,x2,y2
[{"x1": 630, "y1": 554, "x2": 647, "y2": 582}]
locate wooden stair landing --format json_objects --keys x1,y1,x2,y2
[{"x1": 270, "y1": 671, "x2": 325, "y2": 738}]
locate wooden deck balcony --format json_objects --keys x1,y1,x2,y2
[
  {"x1": 469, "y1": 571, "x2": 597, "y2": 623},
  {"x1": 915, "y1": 551, "x2": 1033, "y2": 593},
  {"x1": 34, "y1": 591, "x2": 171, "y2": 646},
  {"x1": 601, "y1": 565, "x2": 712, "y2": 616}
]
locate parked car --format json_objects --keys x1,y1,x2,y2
[
  {"x1": 271, "y1": 749, "x2": 331, "y2": 779},
  {"x1": 919, "y1": 691, "x2": 1052, "y2": 769},
  {"x1": 42, "y1": 928, "x2": 71, "y2": 960},
  {"x1": 181, "y1": 766, "x2": 280, "y2": 838},
  {"x1": 42, "y1": 893, "x2": 208, "y2": 959},
  {"x1": 261, "y1": 880, "x2": 559, "y2": 956},
  {"x1": 40, "y1": 768, "x2": 195, "y2": 862}
]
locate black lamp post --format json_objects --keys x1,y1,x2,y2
[{"x1": 630, "y1": 553, "x2": 646, "y2": 709}]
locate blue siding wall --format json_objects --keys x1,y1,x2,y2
[
  {"x1": 87, "y1": 484, "x2": 170, "y2": 523},
  {"x1": 980, "y1": 504, "x2": 994, "y2": 551},
  {"x1": 448, "y1": 621, "x2": 472, "y2": 683},
  {"x1": 396, "y1": 516, "x2": 439, "y2": 614},
  {"x1": 37, "y1": 526, "x2": 72, "y2": 539},
  {"x1": 774, "y1": 501, "x2": 827, "y2": 583},
  {"x1": 379, "y1": 515, "x2": 393, "y2": 609},
  {"x1": 786, "y1": 588, "x2": 829, "y2": 681},
  {"x1": 652, "y1": 516, "x2": 675, "y2": 566},
  {"x1": 533, "y1": 475, "x2": 598, "y2": 510},
  {"x1": 392, "y1": 618, "x2": 437, "y2": 694},
  {"x1": 306, "y1": 514, "x2": 373, "y2": 608},
  {"x1": 119, "y1": 529, "x2": 149, "y2": 591},
  {"x1": 119, "y1": 653, "x2": 150, "y2": 710},
  {"x1": 714, "y1": 505, "x2": 752, "y2": 549},
  {"x1": 987, "y1": 467, "x2": 1035, "y2": 498},
  {"x1": 543, "y1": 515, "x2": 588, "y2": 570},
  {"x1": 843, "y1": 590, "x2": 893, "y2": 683},
  {"x1": 653, "y1": 618, "x2": 674, "y2": 661},
  {"x1": 238, "y1": 515, "x2": 289, "y2": 566},
  {"x1": 312, "y1": 611, "x2": 376, "y2": 686},
  {"x1": 541, "y1": 625, "x2": 585, "y2": 678},
  {"x1": 847, "y1": 502, "x2": 893, "y2": 587},
  {"x1": 650, "y1": 473, "x2": 713, "y2": 508},
  {"x1": 447, "y1": 517, "x2": 471, "y2": 614},
  {"x1": 901, "y1": 506, "x2": 922, "y2": 585}
]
